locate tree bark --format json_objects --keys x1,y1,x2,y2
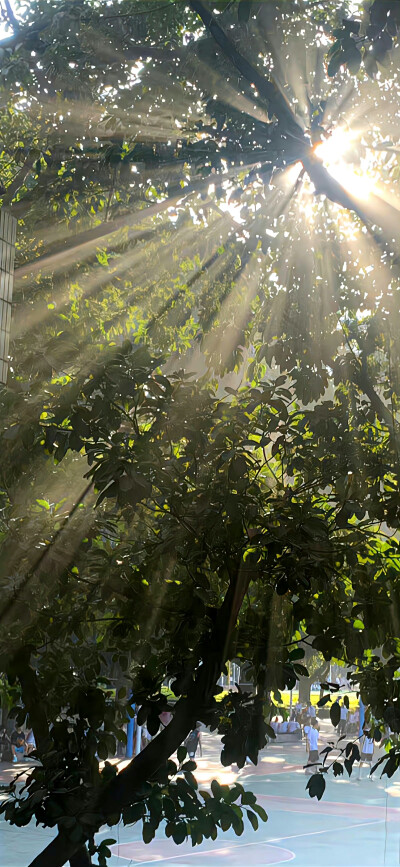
[{"x1": 298, "y1": 677, "x2": 311, "y2": 705}]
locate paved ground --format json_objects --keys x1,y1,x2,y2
[{"x1": 1, "y1": 722, "x2": 400, "y2": 866}]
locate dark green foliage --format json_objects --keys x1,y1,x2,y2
[
  {"x1": 327, "y1": 1, "x2": 399, "y2": 78},
  {"x1": 306, "y1": 774, "x2": 326, "y2": 801},
  {"x1": 1, "y1": 1, "x2": 400, "y2": 865}
]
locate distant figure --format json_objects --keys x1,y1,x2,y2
[
  {"x1": 25, "y1": 729, "x2": 36, "y2": 756},
  {"x1": 308, "y1": 703, "x2": 316, "y2": 720},
  {"x1": 305, "y1": 720, "x2": 320, "y2": 774},
  {"x1": 303, "y1": 718, "x2": 311, "y2": 758},
  {"x1": 278, "y1": 720, "x2": 288, "y2": 734},
  {"x1": 184, "y1": 725, "x2": 201, "y2": 759},
  {"x1": 358, "y1": 727, "x2": 374, "y2": 779},
  {"x1": 338, "y1": 701, "x2": 348, "y2": 736},
  {"x1": 10, "y1": 728, "x2": 25, "y2": 763},
  {"x1": 0, "y1": 727, "x2": 11, "y2": 762},
  {"x1": 294, "y1": 700, "x2": 302, "y2": 718},
  {"x1": 288, "y1": 720, "x2": 301, "y2": 739},
  {"x1": 141, "y1": 722, "x2": 152, "y2": 750},
  {"x1": 347, "y1": 709, "x2": 359, "y2": 736}
]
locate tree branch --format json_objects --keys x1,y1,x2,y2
[
  {"x1": 188, "y1": 0, "x2": 374, "y2": 226},
  {"x1": 1, "y1": 0, "x2": 19, "y2": 31},
  {"x1": 355, "y1": 357, "x2": 396, "y2": 437},
  {"x1": 1, "y1": 154, "x2": 34, "y2": 206},
  {"x1": 189, "y1": 0, "x2": 305, "y2": 140}
]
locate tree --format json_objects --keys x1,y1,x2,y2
[{"x1": 1, "y1": 1, "x2": 400, "y2": 865}]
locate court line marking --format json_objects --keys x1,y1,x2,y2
[
  {"x1": 110, "y1": 819, "x2": 384, "y2": 864},
  {"x1": 111, "y1": 844, "x2": 295, "y2": 866},
  {"x1": 268, "y1": 818, "x2": 385, "y2": 843}
]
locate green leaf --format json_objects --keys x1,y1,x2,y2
[
  {"x1": 142, "y1": 822, "x2": 155, "y2": 844},
  {"x1": 177, "y1": 745, "x2": 187, "y2": 764},
  {"x1": 327, "y1": 49, "x2": 345, "y2": 77},
  {"x1": 240, "y1": 791, "x2": 256, "y2": 806},
  {"x1": 306, "y1": 773, "x2": 326, "y2": 800},
  {"x1": 172, "y1": 822, "x2": 187, "y2": 844},
  {"x1": 123, "y1": 803, "x2": 145, "y2": 824},
  {"x1": 252, "y1": 803, "x2": 268, "y2": 822},
  {"x1": 246, "y1": 809, "x2": 259, "y2": 831},
  {"x1": 317, "y1": 694, "x2": 331, "y2": 707},
  {"x1": 330, "y1": 702, "x2": 340, "y2": 728}
]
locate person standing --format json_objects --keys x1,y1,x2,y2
[
  {"x1": 0, "y1": 727, "x2": 11, "y2": 762},
  {"x1": 294, "y1": 700, "x2": 302, "y2": 720},
  {"x1": 308, "y1": 703, "x2": 316, "y2": 721},
  {"x1": 338, "y1": 701, "x2": 348, "y2": 736},
  {"x1": 358, "y1": 727, "x2": 374, "y2": 779},
  {"x1": 305, "y1": 720, "x2": 320, "y2": 774},
  {"x1": 303, "y1": 718, "x2": 311, "y2": 761},
  {"x1": 25, "y1": 729, "x2": 36, "y2": 756},
  {"x1": 184, "y1": 724, "x2": 201, "y2": 759}
]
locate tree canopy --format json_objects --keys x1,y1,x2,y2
[{"x1": 1, "y1": 1, "x2": 400, "y2": 865}]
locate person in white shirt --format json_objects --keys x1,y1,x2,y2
[
  {"x1": 338, "y1": 702, "x2": 348, "y2": 736},
  {"x1": 305, "y1": 721, "x2": 319, "y2": 773},
  {"x1": 279, "y1": 720, "x2": 288, "y2": 734},
  {"x1": 308, "y1": 704, "x2": 316, "y2": 719},
  {"x1": 303, "y1": 719, "x2": 311, "y2": 758},
  {"x1": 358, "y1": 727, "x2": 374, "y2": 779},
  {"x1": 288, "y1": 720, "x2": 299, "y2": 733}
]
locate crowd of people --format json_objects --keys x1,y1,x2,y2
[
  {"x1": 299, "y1": 698, "x2": 378, "y2": 780},
  {"x1": 0, "y1": 700, "x2": 379, "y2": 783},
  {"x1": 0, "y1": 713, "x2": 201, "y2": 766},
  {"x1": 267, "y1": 694, "x2": 378, "y2": 781},
  {"x1": 270, "y1": 716, "x2": 301, "y2": 737}
]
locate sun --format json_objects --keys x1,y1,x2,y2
[
  {"x1": 314, "y1": 126, "x2": 378, "y2": 202},
  {"x1": 314, "y1": 126, "x2": 355, "y2": 165}
]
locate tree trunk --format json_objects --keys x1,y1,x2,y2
[
  {"x1": 298, "y1": 677, "x2": 311, "y2": 704},
  {"x1": 69, "y1": 846, "x2": 92, "y2": 867},
  {"x1": 27, "y1": 561, "x2": 253, "y2": 867}
]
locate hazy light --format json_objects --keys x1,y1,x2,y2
[{"x1": 315, "y1": 127, "x2": 378, "y2": 202}]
